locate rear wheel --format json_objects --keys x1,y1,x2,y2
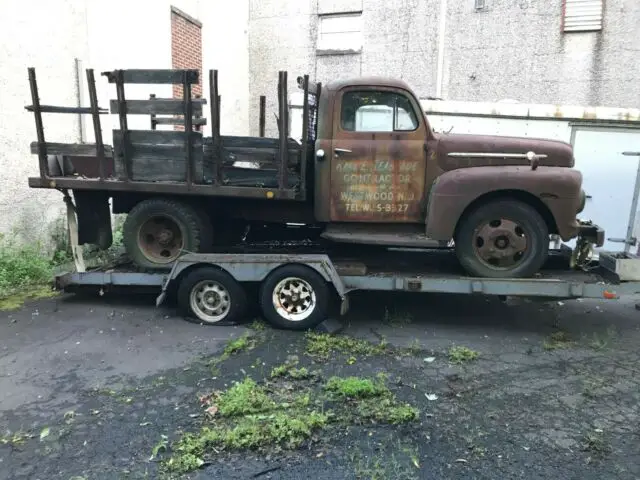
[
  {"x1": 123, "y1": 199, "x2": 202, "y2": 269},
  {"x1": 455, "y1": 199, "x2": 549, "y2": 278},
  {"x1": 177, "y1": 267, "x2": 247, "y2": 325},
  {"x1": 259, "y1": 264, "x2": 329, "y2": 330}
]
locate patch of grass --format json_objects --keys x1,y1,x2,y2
[
  {"x1": 325, "y1": 376, "x2": 387, "y2": 399},
  {"x1": 448, "y1": 345, "x2": 479, "y2": 364},
  {"x1": 0, "y1": 284, "x2": 58, "y2": 311},
  {"x1": 0, "y1": 235, "x2": 54, "y2": 301},
  {"x1": 326, "y1": 375, "x2": 419, "y2": 424},
  {"x1": 581, "y1": 430, "x2": 611, "y2": 456},
  {"x1": 223, "y1": 334, "x2": 256, "y2": 357},
  {"x1": 166, "y1": 372, "x2": 419, "y2": 475},
  {"x1": 543, "y1": 331, "x2": 573, "y2": 350},
  {"x1": 588, "y1": 326, "x2": 617, "y2": 351},
  {"x1": 305, "y1": 332, "x2": 388, "y2": 360},
  {"x1": 0, "y1": 429, "x2": 33, "y2": 446},
  {"x1": 404, "y1": 339, "x2": 423, "y2": 356},
  {"x1": 216, "y1": 378, "x2": 276, "y2": 417},
  {"x1": 351, "y1": 440, "x2": 420, "y2": 480},
  {"x1": 582, "y1": 376, "x2": 607, "y2": 399},
  {"x1": 210, "y1": 333, "x2": 260, "y2": 374},
  {"x1": 270, "y1": 360, "x2": 312, "y2": 380},
  {"x1": 248, "y1": 319, "x2": 268, "y2": 331},
  {"x1": 354, "y1": 397, "x2": 419, "y2": 424},
  {"x1": 382, "y1": 306, "x2": 413, "y2": 327}
]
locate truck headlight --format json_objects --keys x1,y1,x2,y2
[{"x1": 577, "y1": 190, "x2": 586, "y2": 213}]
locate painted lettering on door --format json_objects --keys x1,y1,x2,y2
[{"x1": 332, "y1": 158, "x2": 422, "y2": 221}]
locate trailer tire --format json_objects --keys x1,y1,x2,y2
[
  {"x1": 123, "y1": 199, "x2": 201, "y2": 269},
  {"x1": 178, "y1": 267, "x2": 247, "y2": 325},
  {"x1": 455, "y1": 199, "x2": 549, "y2": 278},
  {"x1": 259, "y1": 264, "x2": 329, "y2": 330}
]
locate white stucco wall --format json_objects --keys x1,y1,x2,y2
[
  {"x1": 0, "y1": 0, "x2": 250, "y2": 243},
  {"x1": 0, "y1": 0, "x2": 89, "y2": 242}
]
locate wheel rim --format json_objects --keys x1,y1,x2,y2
[
  {"x1": 272, "y1": 277, "x2": 316, "y2": 322},
  {"x1": 137, "y1": 215, "x2": 184, "y2": 264},
  {"x1": 473, "y1": 218, "x2": 528, "y2": 270},
  {"x1": 189, "y1": 280, "x2": 231, "y2": 323}
]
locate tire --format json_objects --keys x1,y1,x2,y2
[
  {"x1": 454, "y1": 199, "x2": 549, "y2": 278},
  {"x1": 192, "y1": 206, "x2": 214, "y2": 253},
  {"x1": 259, "y1": 264, "x2": 330, "y2": 330},
  {"x1": 123, "y1": 198, "x2": 201, "y2": 269},
  {"x1": 177, "y1": 267, "x2": 247, "y2": 325}
]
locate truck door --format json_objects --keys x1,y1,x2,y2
[{"x1": 330, "y1": 88, "x2": 427, "y2": 223}]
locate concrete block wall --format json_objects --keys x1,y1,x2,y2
[
  {"x1": 249, "y1": 0, "x2": 640, "y2": 141},
  {"x1": 443, "y1": 0, "x2": 640, "y2": 108}
]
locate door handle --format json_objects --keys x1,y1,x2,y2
[{"x1": 334, "y1": 148, "x2": 352, "y2": 155}]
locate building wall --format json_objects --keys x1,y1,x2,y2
[
  {"x1": 443, "y1": 0, "x2": 640, "y2": 108},
  {"x1": 0, "y1": 0, "x2": 250, "y2": 242},
  {"x1": 171, "y1": 7, "x2": 203, "y2": 100},
  {"x1": 248, "y1": 0, "x2": 640, "y2": 137}
]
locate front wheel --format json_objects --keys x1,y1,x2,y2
[
  {"x1": 454, "y1": 199, "x2": 549, "y2": 278},
  {"x1": 259, "y1": 265, "x2": 329, "y2": 330}
]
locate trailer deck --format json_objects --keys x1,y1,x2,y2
[{"x1": 55, "y1": 248, "x2": 638, "y2": 303}]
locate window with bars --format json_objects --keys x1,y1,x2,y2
[{"x1": 563, "y1": 0, "x2": 603, "y2": 32}]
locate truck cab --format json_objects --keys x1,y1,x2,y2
[{"x1": 311, "y1": 77, "x2": 602, "y2": 277}]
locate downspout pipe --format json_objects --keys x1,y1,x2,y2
[{"x1": 435, "y1": 0, "x2": 447, "y2": 98}]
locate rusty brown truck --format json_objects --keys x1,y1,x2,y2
[{"x1": 26, "y1": 67, "x2": 604, "y2": 278}]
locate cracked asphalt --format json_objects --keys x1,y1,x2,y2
[{"x1": 1, "y1": 289, "x2": 639, "y2": 479}]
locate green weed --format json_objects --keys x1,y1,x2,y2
[
  {"x1": 543, "y1": 331, "x2": 573, "y2": 351},
  {"x1": 0, "y1": 429, "x2": 33, "y2": 446},
  {"x1": 216, "y1": 378, "x2": 276, "y2": 417},
  {"x1": 305, "y1": 332, "x2": 388, "y2": 360},
  {"x1": 325, "y1": 376, "x2": 387, "y2": 399},
  {"x1": 448, "y1": 346, "x2": 479, "y2": 364}
]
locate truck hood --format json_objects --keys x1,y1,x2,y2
[{"x1": 435, "y1": 133, "x2": 574, "y2": 171}]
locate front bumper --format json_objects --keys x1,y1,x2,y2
[{"x1": 577, "y1": 221, "x2": 605, "y2": 247}]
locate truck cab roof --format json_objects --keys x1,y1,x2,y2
[{"x1": 324, "y1": 77, "x2": 414, "y2": 93}]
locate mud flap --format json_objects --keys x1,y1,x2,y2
[
  {"x1": 73, "y1": 190, "x2": 113, "y2": 249},
  {"x1": 64, "y1": 193, "x2": 86, "y2": 273}
]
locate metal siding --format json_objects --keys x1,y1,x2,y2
[{"x1": 564, "y1": 0, "x2": 603, "y2": 32}]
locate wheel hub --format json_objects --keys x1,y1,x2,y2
[
  {"x1": 190, "y1": 280, "x2": 230, "y2": 323},
  {"x1": 138, "y1": 215, "x2": 184, "y2": 263},
  {"x1": 273, "y1": 277, "x2": 316, "y2": 322},
  {"x1": 474, "y1": 219, "x2": 528, "y2": 269}
]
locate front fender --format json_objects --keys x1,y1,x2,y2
[{"x1": 425, "y1": 166, "x2": 583, "y2": 241}]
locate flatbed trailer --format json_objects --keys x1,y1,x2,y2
[{"x1": 54, "y1": 248, "x2": 640, "y2": 330}]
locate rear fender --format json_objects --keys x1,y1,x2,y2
[{"x1": 425, "y1": 166, "x2": 583, "y2": 241}]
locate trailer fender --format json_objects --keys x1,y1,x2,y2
[{"x1": 157, "y1": 253, "x2": 348, "y2": 309}]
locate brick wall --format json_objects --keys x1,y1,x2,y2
[{"x1": 171, "y1": 6, "x2": 202, "y2": 100}]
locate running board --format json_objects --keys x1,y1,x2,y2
[{"x1": 321, "y1": 226, "x2": 447, "y2": 249}]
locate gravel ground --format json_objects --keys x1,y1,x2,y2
[{"x1": 1, "y1": 289, "x2": 639, "y2": 479}]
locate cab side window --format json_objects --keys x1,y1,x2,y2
[{"x1": 341, "y1": 91, "x2": 419, "y2": 132}]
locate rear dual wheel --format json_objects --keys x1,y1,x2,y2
[{"x1": 123, "y1": 199, "x2": 212, "y2": 269}]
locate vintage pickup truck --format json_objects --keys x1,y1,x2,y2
[{"x1": 26, "y1": 67, "x2": 603, "y2": 278}]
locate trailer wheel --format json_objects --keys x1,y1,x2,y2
[
  {"x1": 178, "y1": 267, "x2": 246, "y2": 325},
  {"x1": 259, "y1": 265, "x2": 329, "y2": 330},
  {"x1": 455, "y1": 199, "x2": 549, "y2": 278},
  {"x1": 123, "y1": 199, "x2": 201, "y2": 269}
]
